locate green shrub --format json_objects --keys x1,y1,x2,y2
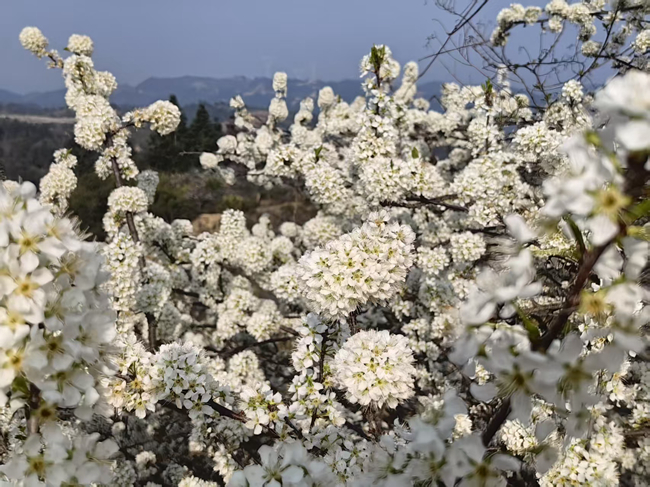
[
  {"x1": 150, "y1": 173, "x2": 196, "y2": 221},
  {"x1": 68, "y1": 172, "x2": 113, "y2": 239}
]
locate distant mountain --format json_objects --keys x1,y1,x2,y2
[
  {"x1": 0, "y1": 89, "x2": 22, "y2": 104},
  {"x1": 0, "y1": 76, "x2": 443, "y2": 111}
]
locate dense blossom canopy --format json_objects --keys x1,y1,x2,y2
[{"x1": 3, "y1": 3, "x2": 650, "y2": 485}]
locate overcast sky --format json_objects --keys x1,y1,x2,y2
[{"x1": 0, "y1": 1, "x2": 530, "y2": 94}]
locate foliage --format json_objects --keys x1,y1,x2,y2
[
  {"x1": 0, "y1": 119, "x2": 72, "y2": 182},
  {"x1": 68, "y1": 170, "x2": 113, "y2": 238}
]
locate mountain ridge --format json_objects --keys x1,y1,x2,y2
[{"x1": 0, "y1": 75, "x2": 443, "y2": 110}]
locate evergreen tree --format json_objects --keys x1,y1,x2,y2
[
  {"x1": 141, "y1": 98, "x2": 223, "y2": 173},
  {"x1": 142, "y1": 94, "x2": 189, "y2": 172},
  {"x1": 187, "y1": 103, "x2": 223, "y2": 153}
]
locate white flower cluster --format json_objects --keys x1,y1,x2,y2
[
  {"x1": 539, "y1": 413, "x2": 629, "y2": 486},
  {"x1": 333, "y1": 329, "x2": 416, "y2": 408},
  {"x1": 39, "y1": 148, "x2": 78, "y2": 215},
  {"x1": 73, "y1": 95, "x2": 118, "y2": 150},
  {"x1": 67, "y1": 34, "x2": 94, "y2": 56},
  {"x1": 0, "y1": 182, "x2": 120, "y2": 485},
  {"x1": 288, "y1": 314, "x2": 346, "y2": 432},
  {"x1": 95, "y1": 129, "x2": 139, "y2": 181},
  {"x1": 107, "y1": 333, "x2": 156, "y2": 418},
  {"x1": 267, "y1": 72, "x2": 289, "y2": 125},
  {"x1": 102, "y1": 231, "x2": 143, "y2": 310},
  {"x1": 491, "y1": 0, "x2": 650, "y2": 76},
  {"x1": 1, "y1": 424, "x2": 118, "y2": 486},
  {"x1": 0, "y1": 182, "x2": 116, "y2": 411},
  {"x1": 19, "y1": 27, "x2": 49, "y2": 58},
  {"x1": 491, "y1": 3, "x2": 543, "y2": 45},
  {"x1": 108, "y1": 186, "x2": 150, "y2": 215},
  {"x1": 177, "y1": 48, "x2": 649, "y2": 487},
  {"x1": 297, "y1": 211, "x2": 415, "y2": 318},
  {"x1": 20, "y1": 29, "x2": 189, "y2": 362},
  {"x1": 141, "y1": 100, "x2": 182, "y2": 136},
  {"x1": 151, "y1": 342, "x2": 228, "y2": 419},
  {"x1": 634, "y1": 29, "x2": 650, "y2": 54},
  {"x1": 229, "y1": 442, "x2": 338, "y2": 487}
]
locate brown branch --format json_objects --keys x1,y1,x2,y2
[
  {"x1": 482, "y1": 398, "x2": 511, "y2": 446},
  {"x1": 382, "y1": 194, "x2": 468, "y2": 213},
  {"x1": 480, "y1": 139, "x2": 650, "y2": 447},
  {"x1": 219, "y1": 336, "x2": 295, "y2": 359},
  {"x1": 348, "y1": 310, "x2": 359, "y2": 334},
  {"x1": 173, "y1": 288, "x2": 200, "y2": 298},
  {"x1": 280, "y1": 325, "x2": 300, "y2": 337},
  {"x1": 109, "y1": 156, "x2": 156, "y2": 350},
  {"x1": 27, "y1": 383, "x2": 41, "y2": 434},
  {"x1": 285, "y1": 418, "x2": 304, "y2": 439},
  {"x1": 221, "y1": 264, "x2": 281, "y2": 304},
  {"x1": 204, "y1": 398, "x2": 247, "y2": 422},
  {"x1": 419, "y1": 0, "x2": 490, "y2": 79},
  {"x1": 345, "y1": 420, "x2": 371, "y2": 441},
  {"x1": 483, "y1": 227, "x2": 625, "y2": 447}
]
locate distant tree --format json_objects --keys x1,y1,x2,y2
[
  {"x1": 142, "y1": 98, "x2": 222, "y2": 172},
  {"x1": 187, "y1": 102, "x2": 223, "y2": 153},
  {"x1": 0, "y1": 119, "x2": 70, "y2": 182},
  {"x1": 67, "y1": 138, "x2": 97, "y2": 174},
  {"x1": 142, "y1": 94, "x2": 189, "y2": 172},
  {"x1": 68, "y1": 171, "x2": 113, "y2": 239}
]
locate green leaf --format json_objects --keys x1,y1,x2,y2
[
  {"x1": 12, "y1": 376, "x2": 30, "y2": 395},
  {"x1": 563, "y1": 215, "x2": 586, "y2": 257},
  {"x1": 584, "y1": 130, "x2": 601, "y2": 148},
  {"x1": 626, "y1": 199, "x2": 650, "y2": 224},
  {"x1": 482, "y1": 79, "x2": 494, "y2": 94},
  {"x1": 516, "y1": 304, "x2": 540, "y2": 342},
  {"x1": 369, "y1": 45, "x2": 386, "y2": 71},
  {"x1": 128, "y1": 361, "x2": 137, "y2": 378},
  {"x1": 411, "y1": 147, "x2": 419, "y2": 159}
]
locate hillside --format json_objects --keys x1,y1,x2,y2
[{"x1": 0, "y1": 76, "x2": 443, "y2": 110}]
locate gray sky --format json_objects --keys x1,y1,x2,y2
[{"x1": 0, "y1": 0, "x2": 522, "y2": 94}]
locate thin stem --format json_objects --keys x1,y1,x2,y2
[
  {"x1": 109, "y1": 156, "x2": 156, "y2": 350},
  {"x1": 310, "y1": 330, "x2": 330, "y2": 431},
  {"x1": 348, "y1": 310, "x2": 359, "y2": 334},
  {"x1": 382, "y1": 194, "x2": 468, "y2": 213},
  {"x1": 27, "y1": 383, "x2": 41, "y2": 435}
]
